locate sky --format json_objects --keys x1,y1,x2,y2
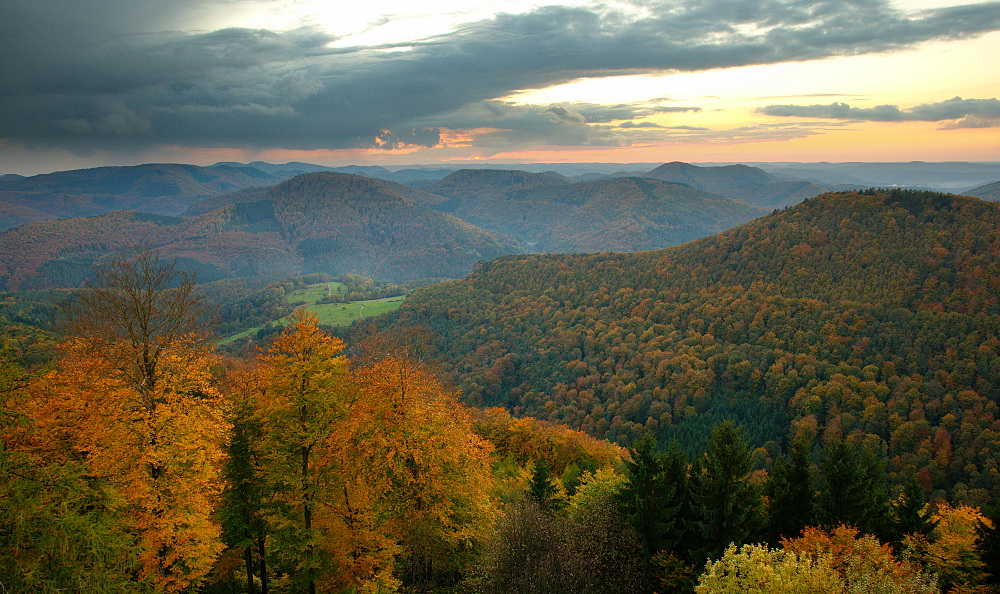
[{"x1": 2, "y1": 0, "x2": 1000, "y2": 175}]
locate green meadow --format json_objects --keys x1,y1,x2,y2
[{"x1": 218, "y1": 282, "x2": 405, "y2": 345}]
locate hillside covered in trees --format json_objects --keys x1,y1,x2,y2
[
  {"x1": 4, "y1": 217, "x2": 1000, "y2": 592},
  {"x1": 427, "y1": 170, "x2": 766, "y2": 252},
  {"x1": 385, "y1": 189, "x2": 1000, "y2": 505},
  {"x1": 0, "y1": 172, "x2": 521, "y2": 288}
]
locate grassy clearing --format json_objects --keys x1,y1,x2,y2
[{"x1": 217, "y1": 282, "x2": 405, "y2": 345}]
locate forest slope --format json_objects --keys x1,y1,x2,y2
[
  {"x1": 966, "y1": 180, "x2": 1000, "y2": 201},
  {"x1": 427, "y1": 170, "x2": 765, "y2": 252},
  {"x1": 0, "y1": 172, "x2": 522, "y2": 289},
  {"x1": 387, "y1": 189, "x2": 1000, "y2": 502}
]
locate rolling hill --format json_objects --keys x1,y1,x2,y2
[
  {"x1": 965, "y1": 181, "x2": 1000, "y2": 201},
  {"x1": 0, "y1": 163, "x2": 281, "y2": 230},
  {"x1": 642, "y1": 161, "x2": 827, "y2": 208},
  {"x1": 382, "y1": 189, "x2": 1000, "y2": 503},
  {"x1": 0, "y1": 172, "x2": 523, "y2": 289},
  {"x1": 427, "y1": 170, "x2": 766, "y2": 252}
]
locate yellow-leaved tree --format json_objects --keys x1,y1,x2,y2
[
  {"x1": 255, "y1": 309, "x2": 350, "y2": 594},
  {"x1": 344, "y1": 354, "x2": 495, "y2": 592}
]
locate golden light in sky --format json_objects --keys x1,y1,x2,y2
[{"x1": 1, "y1": 0, "x2": 998, "y2": 173}]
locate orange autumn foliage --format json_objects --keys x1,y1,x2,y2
[
  {"x1": 27, "y1": 335, "x2": 229, "y2": 592},
  {"x1": 781, "y1": 525, "x2": 936, "y2": 592}
]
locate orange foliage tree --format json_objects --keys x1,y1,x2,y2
[
  {"x1": 344, "y1": 355, "x2": 495, "y2": 590},
  {"x1": 28, "y1": 251, "x2": 229, "y2": 592},
  {"x1": 781, "y1": 525, "x2": 937, "y2": 592}
]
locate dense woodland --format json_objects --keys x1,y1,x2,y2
[
  {"x1": 385, "y1": 189, "x2": 1000, "y2": 506},
  {"x1": 4, "y1": 188, "x2": 1000, "y2": 592}
]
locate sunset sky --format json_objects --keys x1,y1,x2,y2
[{"x1": 2, "y1": 0, "x2": 999, "y2": 175}]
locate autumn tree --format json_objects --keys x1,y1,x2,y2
[
  {"x1": 906, "y1": 503, "x2": 990, "y2": 592},
  {"x1": 780, "y1": 525, "x2": 938, "y2": 593},
  {"x1": 61, "y1": 248, "x2": 210, "y2": 397},
  {"x1": 255, "y1": 310, "x2": 349, "y2": 594},
  {"x1": 1, "y1": 348, "x2": 143, "y2": 591},
  {"x1": 345, "y1": 355, "x2": 494, "y2": 591},
  {"x1": 28, "y1": 251, "x2": 228, "y2": 592}
]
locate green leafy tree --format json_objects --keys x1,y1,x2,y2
[{"x1": 256, "y1": 310, "x2": 349, "y2": 594}]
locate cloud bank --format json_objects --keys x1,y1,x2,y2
[
  {"x1": 758, "y1": 97, "x2": 1000, "y2": 128},
  {"x1": 3, "y1": 0, "x2": 1000, "y2": 157}
]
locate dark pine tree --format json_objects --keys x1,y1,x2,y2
[
  {"x1": 616, "y1": 434, "x2": 688, "y2": 560},
  {"x1": 887, "y1": 475, "x2": 938, "y2": 548},
  {"x1": 686, "y1": 420, "x2": 763, "y2": 562},
  {"x1": 220, "y1": 394, "x2": 269, "y2": 594},
  {"x1": 817, "y1": 439, "x2": 889, "y2": 540},
  {"x1": 975, "y1": 504, "x2": 1000, "y2": 586},
  {"x1": 766, "y1": 436, "x2": 814, "y2": 544},
  {"x1": 528, "y1": 458, "x2": 560, "y2": 513}
]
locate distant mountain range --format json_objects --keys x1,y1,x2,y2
[
  {"x1": 3, "y1": 160, "x2": 998, "y2": 290},
  {"x1": 0, "y1": 163, "x2": 281, "y2": 231},
  {"x1": 642, "y1": 161, "x2": 827, "y2": 208}
]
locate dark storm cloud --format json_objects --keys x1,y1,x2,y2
[
  {"x1": 757, "y1": 96, "x2": 1000, "y2": 127},
  {"x1": 3, "y1": 0, "x2": 1000, "y2": 154}
]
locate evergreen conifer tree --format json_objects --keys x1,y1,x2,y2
[
  {"x1": 888, "y1": 475, "x2": 938, "y2": 548},
  {"x1": 528, "y1": 458, "x2": 560, "y2": 513},
  {"x1": 686, "y1": 421, "x2": 763, "y2": 562},
  {"x1": 615, "y1": 433, "x2": 688, "y2": 558},
  {"x1": 766, "y1": 436, "x2": 814, "y2": 543},
  {"x1": 817, "y1": 439, "x2": 889, "y2": 539},
  {"x1": 975, "y1": 504, "x2": 1000, "y2": 586}
]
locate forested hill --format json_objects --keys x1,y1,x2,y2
[
  {"x1": 0, "y1": 172, "x2": 523, "y2": 288},
  {"x1": 426, "y1": 171, "x2": 766, "y2": 252},
  {"x1": 643, "y1": 161, "x2": 827, "y2": 209},
  {"x1": 966, "y1": 180, "x2": 1000, "y2": 201},
  {"x1": 388, "y1": 189, "x2": 1000, "y2": 503}
]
